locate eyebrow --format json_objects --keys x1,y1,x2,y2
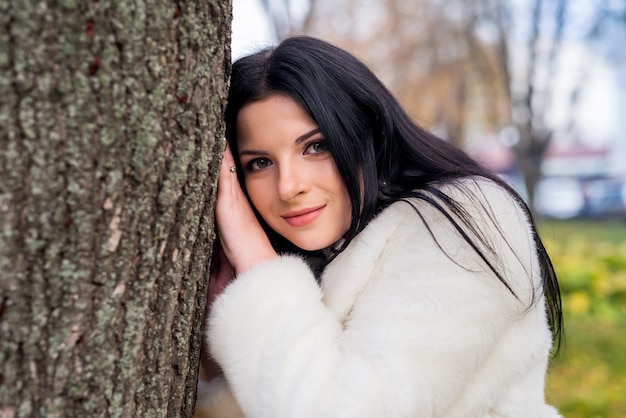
[
  {"x1": 239, "y1": 128, "x2": 322, "y2": 157},
  {"x1": 294, "y1": 128, "x2": 322, "y2": 144}
]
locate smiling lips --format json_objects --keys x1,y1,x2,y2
[{"x1": 282, "y1": 205, "x2": 326, "y2": 227}]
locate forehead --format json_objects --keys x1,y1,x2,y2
[{"x1": 236, "y1": 94, "x2": 318, "y2": 147}]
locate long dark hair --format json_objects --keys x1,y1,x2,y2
[{"x1": 225, "y1": 36, "x2": 562, "y2": 351}]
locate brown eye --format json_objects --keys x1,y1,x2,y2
[
  {"x1": 248, "y1": 158, "x2": 273, "y2": 171},
  {"x1": 304, "y1": 140, "x2": 327, "y2": 155}
]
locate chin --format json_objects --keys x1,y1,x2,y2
[
  {"x1": 288, "y1": 235, "x2": 343, "y2": 253},
  {"x1": 292, "y1": 242, "x2": 327, "y2": 252}
]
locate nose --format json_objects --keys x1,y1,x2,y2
[{"x1": 277, "y1": 160, "x2": 310, "y2": 201}]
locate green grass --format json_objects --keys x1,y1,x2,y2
[
  {"x1": 539, "y1": 218, "x2": 626, "y2": 245},
  {"x1": 538, "y1": 218, "x2": 626, "y2": 417},
  {"x1": 546, "y1": 317, "x2": 626, "y2": 417}
]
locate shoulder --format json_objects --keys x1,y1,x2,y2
[
  {"x1": 363, "y1": 177, "x2": 531, "y2": 244},
  {"x1": 441, "y1": 177, "x2": 536, "y2": 251},
  {"x1": 323, "y1": 178, "x2": 536, "y2": 319},
  {"x1": 328, "y1": 176, "x2": 537, "y2": 284},
  {"x1": 430, "y1": 177, "x2": 528, "y2": 221},
  {"x1": 406, "y1": 177, "x2": 535, "y2": 249},
  {"x1": 355, "y1": 177, "x2": 540, "y2": 290}
]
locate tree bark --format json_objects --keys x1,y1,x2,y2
[{"x1": 0, "y1": 1, "x2": 231, "y2": 417}]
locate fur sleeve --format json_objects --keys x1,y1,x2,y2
[{"x1": 207, "y1": 255, "x2": 344, "y2": 417}]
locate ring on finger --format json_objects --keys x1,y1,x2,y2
[{"x1": 229, "y1": 166, "x2": 237, "y2": 172}]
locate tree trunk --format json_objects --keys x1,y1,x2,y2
[
  {"x1": 0, "y1": 1, "x2": 231, "y2": 417},
  {"x1": 514, "y1": 127, "x2": 551, "y2": 211}
]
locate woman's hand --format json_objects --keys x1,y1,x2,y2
[
  {"x1": 205, "y1": 143, "x2": 277, "y2": 333},
  {"x1": 215, "y1": 144, "x2": 277, "y2": 275},
  {"x1": 201, "y1": 145, "x2": 277, "y2": 382}
]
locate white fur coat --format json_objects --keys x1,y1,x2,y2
[{"x1": 195, "y1": 179, "x2": 561, "y2": 418}]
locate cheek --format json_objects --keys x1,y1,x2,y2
[
  {"x1": 341, "y1": 190, "x2": 353, "y2": 230},
  {"x1": 324, "y1": 162, "x2": 352, "y2": 229},
  {"x1": 333, "y1": 178, "x2": 352, "y2": 231},
  {"x1": 244, "y1": 179, "x2": 271, "y2": 215}
]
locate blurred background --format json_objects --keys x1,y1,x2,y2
[{"x1": 231, "y1": 0, "x2": 626, "y2": 416}]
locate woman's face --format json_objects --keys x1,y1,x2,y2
[{"x1": 236, "y1": 94, "x2": 352, "y2": 252}]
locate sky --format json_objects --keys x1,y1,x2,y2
[
  {"x1": 231, "y1": 0, "x2": 276, "y2": 59},
  {"x1": 550, "y1": 44, "x2": 620, "y2": 145}
]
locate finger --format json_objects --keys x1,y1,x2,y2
[
  {"x1": 223, "y1": 143, "x2": 236, "y2": 168},
  {"x1": 219, "y1": 144, "x2": 238, "y2": 185}
]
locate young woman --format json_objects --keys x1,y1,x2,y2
[{"x1": 195, "y1": 36, "x2": 563, "y2": 418}]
